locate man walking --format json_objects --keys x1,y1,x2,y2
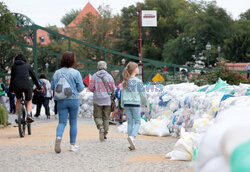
[{"x1": 89, "y1": 61, "x2": 115, "y2": 141}]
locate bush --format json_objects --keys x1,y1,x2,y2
[
  {"x1": 0, "y1": 105, "x2": 9, "y2": 126},
  {"x1": 189, "y1": 67, "x2": 247, "y2": 86}
]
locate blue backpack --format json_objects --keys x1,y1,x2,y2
[{"x1": 38, "y1": 80, "x2": 47, "y2": 98}]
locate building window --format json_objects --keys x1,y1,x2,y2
[{"x1": 39, "y1": 36, "x2": 45, "y2": 42}]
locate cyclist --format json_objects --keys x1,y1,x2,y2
[{"x1": 10, "y1": 54, "x2": 41, "y2": 123}]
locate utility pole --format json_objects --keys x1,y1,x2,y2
[{"x1": 138, "y1": 7, "x2": 144, "y2": 82}]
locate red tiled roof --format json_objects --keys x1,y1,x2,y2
[
  {"x1": 225, "y1": 63, "x2": 250, "y2": 71},
  {"x1": 36, "y1": 2, "x2": 99, "y2": 44},
  {"x1": 67, "y1": 2, "x2": 99, "y2": 28}
]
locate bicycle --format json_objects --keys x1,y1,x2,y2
[{"x1": 18, "y1": 92, "x2": 31, "y2": 137}]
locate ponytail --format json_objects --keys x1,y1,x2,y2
[
  {"x1": 123, "y1": 68, "x2": 130, "y2": 89},
  {"x1": 122, "y1": 62, "x2": 138, "y2": 89}
]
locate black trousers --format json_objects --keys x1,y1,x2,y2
[{"x1": 35, "y1": 98, "x2": 50, "y2": 117}]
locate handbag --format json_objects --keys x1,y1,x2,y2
[
  {"x1": 100, "y1": 77, "x2": 116, "y2": 112},
  {"x1": 32, "y1": 90, "x2": 44, "y2": 104}
]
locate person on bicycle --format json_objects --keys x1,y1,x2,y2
[{"x1": 10, "y1": 54, "x2": 41, "y2": 123}]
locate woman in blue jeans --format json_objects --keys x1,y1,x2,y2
[
  {"x1": 121, "y1": 62, "x2": 148, "y2": 150},
  {"x1": 51, "y1": 51, "x2": 84, "y2": 153}
]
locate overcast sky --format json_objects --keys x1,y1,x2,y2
[{"x1": 2, "y1": 0, "x2": 250, "y2": 27}]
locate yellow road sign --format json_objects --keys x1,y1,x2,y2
[{"x1": 152, "y1": 73, "x2": 164, "y2": 82}]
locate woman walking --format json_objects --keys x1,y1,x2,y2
[
  {"x1": 121, "y1": 62, "x2": 148, "y2": 150},
  {"x1": 51, "y1": 52, "x2": 84, "y2": 153}
]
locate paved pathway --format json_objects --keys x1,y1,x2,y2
[{"x1": 0, "y1": 115, "x2": 193, "y2": 172}]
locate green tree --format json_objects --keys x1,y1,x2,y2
[
  {"x1": 0, "y1": 2, "x2": 16, "y2": 36},
  {"x1": 240, "y1": 8, "x2": 250, "y2": 20},
  {"x1": 113, "y1": 4, "x2": 142, "y2": 57},
  {"x1": 61, "y1": 9, "x2": 81, "y2": 27},
  {"x1": 223, "y1": 19, "x2": 250, "y2": 62},
  {"x1": 0, "y1": 2, "x2": 19, "y2": 72},
  {"x1": 37, "y1": 42, "x2": 65, "y2": 73},
  {"x1": 70, "y1": 5, "x2": 119, "y2": 63},
  {"x1": 162, "y1": 1, "x2": 233, "y2": 65},
  {"x1": 46, "y1": 25, "x2": 63, "y2": 42}
]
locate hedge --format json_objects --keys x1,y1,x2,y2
[{"x1": 0, "y1": 104, "x2": 8, "y2": 125}]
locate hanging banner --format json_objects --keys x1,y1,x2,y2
[{"x1": 142, "y1": 10, "x2": 157, "y2": 27}]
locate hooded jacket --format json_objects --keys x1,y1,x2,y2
[
  {"x1": 88, "y1": 70, "x2": 115, "y2": 106},
  {"x1": 120, "y1": 77, "x2": 148, "y2": 108},
  {"x1": 10, "y1": 54, "x2": 41, "y2": 92}
]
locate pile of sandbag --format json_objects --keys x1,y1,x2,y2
[
  {"x1": 117, "y1": 79, "x2": 250, "y2": 162},
  {"x1": 195, "y1": 97, "x2": 250, "y2": 171},
  {"x1": 78, "y1": 89, "x2": 94, "y2": 118}
]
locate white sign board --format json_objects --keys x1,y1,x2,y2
[{"x1": 142, "y1": 10, "x2": 157, "y2": 27}]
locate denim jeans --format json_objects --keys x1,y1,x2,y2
[
  {"x1": 125, "y1": 106, "x2": 141, "y2": 138},
  {"x1": 9, "y1": 94, "x2": 16, "y2": 113},
  {"x1": 56, "y1": 99, "x2": 79, "y2": 145}
]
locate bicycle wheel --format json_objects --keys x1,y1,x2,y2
[{"x1": 18, "y1": 105, "x2": 26, "y2": 137}]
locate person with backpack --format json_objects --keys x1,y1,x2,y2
[
  {"x1": 121, "y1": 62, "x2": 148, "y2": 150},
  {"x1": 51, "y1": 51, "x2": 84, "y2": 153},
  {"x1": 88, "y1": 61, "x2": 115, "y2": 142},
  {"x1": 10, "y1": 54, "x2": 41, "y2": 123},
  {"x1": 34, "y1": 74, "x2": 52, "y2": 119}
]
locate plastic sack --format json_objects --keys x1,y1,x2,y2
[
  {"x1": 166, "y1": 128, "x2": 200, "y2": 161},
  {"x1": 206, "y1": 78, "x2": 229, "y2": 94},
  {"x1": 140, "y1": 117, "x2": 170, "y2": 137}
]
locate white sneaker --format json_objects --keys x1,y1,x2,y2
[
  {"x1": 127, "y1": 136, "x2": 136, "y2": 150},
  {"x1": 70, "y1": 145, "x2": 79, "y2": 152}
]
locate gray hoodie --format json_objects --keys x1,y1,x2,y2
[{"x1": 88, "y1": 70, "x2": 115, "y2": 106}]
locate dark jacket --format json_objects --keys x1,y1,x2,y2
[{"x1": 10, "y1": 55, "x2": 41, "y2": 92}]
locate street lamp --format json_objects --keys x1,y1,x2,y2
[
  {"x1": 206, "y1": 42, "x2": 211, "y2": 67},
  {"x1": 217, "y1": 46, "x2": 221, "y2": 58},
  {"x1": 45, "y1": 62, "x2": 49, "y2": 74}
]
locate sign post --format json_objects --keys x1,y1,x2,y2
[
  {"x1": 138, "y1": 8, "x2": 143, "y2": 82},
  {"x1": 138, "y1": 9, "x2": 157, "y2": 83}
]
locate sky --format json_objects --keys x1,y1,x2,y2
[{"x1": 2, "y1": 0, "x2": 250, "y2": 27}]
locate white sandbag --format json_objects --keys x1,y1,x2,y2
[{"x1": 166, "y1": 128, "x2": 201, "y2": 161}]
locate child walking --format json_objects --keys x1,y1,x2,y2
[{"x1": 121, "y1": 62, "x2": 148, "y2": 150}]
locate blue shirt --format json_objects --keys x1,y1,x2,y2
[
  {"x1": 246, "y1": 65, "x2": 250, "y2": 71},
  {"x1": 51, "y1": 67, "x2": 85, "y2": 100}
]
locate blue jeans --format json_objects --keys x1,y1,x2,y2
[
  {"x1": 125, "y1": 106, "x2": 141, "y2": 138},
  {"x1": 56, "y1": 99, "x2": 79, "y2": 145}
]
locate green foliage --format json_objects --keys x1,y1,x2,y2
[
  {"x1": 0, "y1": 105, "x2": 8, "y2": 126},
  {"x1": 0, "y1": 42, "x2": 35, "y2": 74},
  {"x1": 113, "y1": 3, "x2": 143, "y2": 57},
  {"x1": 46, "y1": 25, "x2": 63, "y2": 42},
  {"x1": 0, "y1": 2, "x2": 16, "y2": 35},
  {"x1": 191, "y1": 66, "x2": 247, "y2": 86},
  {"x1": 222, "y1": 19, "x2": 250, "y2": 62},
  {"x1": 240, "y1": 8, "x2": 250, "y2": 20},
  {"x1": 61, "y1": 9, "x2": 81, "y2": 27},
  {"x1": 70, "y1": 5, "x2": 118, "y2": 62},
  {"x1": 37, "y1": 42, "x2": 65, "y2": 73},
  {"x1": 163, "y1": 1, "x2": 233, "y2": 65}
]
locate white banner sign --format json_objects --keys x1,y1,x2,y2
[{"x1": 142, "y1": 10, "x2": 157, "y2": 27}]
